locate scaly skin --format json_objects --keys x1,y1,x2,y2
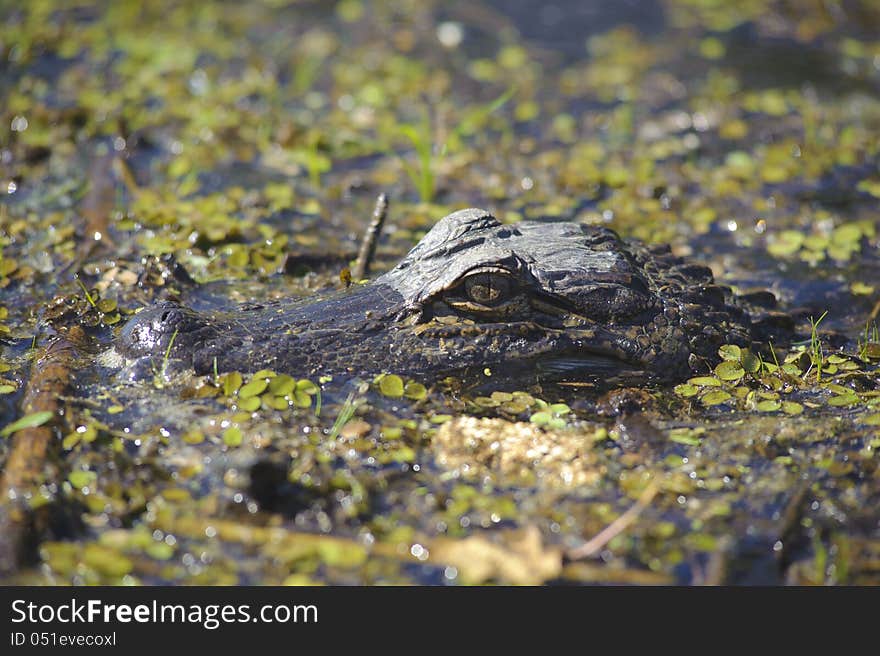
[{"x1": 115, "y1": 209, "x2": 789, "y2": 385}]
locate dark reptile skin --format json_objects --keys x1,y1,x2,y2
[{"x1": 116, "y1": 209, "x2": 791, "y2": 385}]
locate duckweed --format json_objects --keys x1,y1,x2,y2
[
  {"x1": 715, "y1": 361, "x2": 745, "y2": 381},
  {"x1": 223, "y1": 426, "x2": 243, "y2": 447},
  {"x1": 700, "y1": 390, "x2": 732, "y2": 406},
  {"x1": 68, "y1": 469, "x2": 97, "y2": 490},
  {"x1": 404, "y1": 381, "x2": 428, "y2": 400},
  {"x1": 375, "y1": 374, "x2": 403, "y2": 397}
]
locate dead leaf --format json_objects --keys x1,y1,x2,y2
[{"x1": 429, "y1": 526, "x2": 561, "y2": 585}]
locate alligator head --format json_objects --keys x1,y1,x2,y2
[{"x1": 115, "y1": 208, "x2": 759, "y2": 385}]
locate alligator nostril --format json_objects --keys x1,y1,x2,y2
[{"x1": 116, "y1": 300, "x2": 210, "y2": 362}]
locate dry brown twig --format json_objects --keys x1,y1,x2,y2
[
  {"x1": 351, "y1": 192, "x2": 389, "y2": 281},
  {"x1": 566, "y1": 480, "x2": 660, "y2": 561}
]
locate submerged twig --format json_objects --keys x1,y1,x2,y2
[
  {"x1": 79, "y1": 150, "x2": 118, "y2": 254},
  {"x1": 351, "y1": 192, "x2": 389, "y2": 281},
  {"x1": 0, "y1": 331, "x2": 81, "y2": 575},
  {"x1": 112, "y1": 155, "x2": 140, "y2": 197},
  {"x1": 694, "y1": 535, "x2": 734, "y2": 586},
  {"x1": 566, "y1": 481, "x2": 660, "y2": 561}
]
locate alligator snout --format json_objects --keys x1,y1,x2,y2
[{"x1": 118, "y1": 300, "x2": 205, "y2": 358}]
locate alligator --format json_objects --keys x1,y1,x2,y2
[{"x1": 114, "y1": 208, "x2": 792, "y2": 386}]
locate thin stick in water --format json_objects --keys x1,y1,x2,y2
[
  {"x1": 566, "y1": 481, "x2": 659, "y2": 561},
  {"x1": 351, "y1": 192, "x2": 389, "y2": 281}
]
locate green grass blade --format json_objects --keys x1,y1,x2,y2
[{"x1": 1, "y1": 410, "x2": 55, "y2": 437}]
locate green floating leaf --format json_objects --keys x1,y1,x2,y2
[
  {"x1": 183, "y1": 430, "x2": 205, "y2": 444},
  {"x1": 831, "y1": 223, "x2": 863, "y2": 246},
  {"x1": 265, "y1": 396, "x2": 289, "y2": 410},
  {"x1": 685, "y1": 533, "x2": 718, "y2": 552},
  {"x1": 718, "y1": 344, "x2": 741, "y2": 361},
  {"x1": 238, "y1": 397, "x2": 261, "y2": 412},
  {"x1": 741, "y1": 349, "x2": 761, "y2": 373},
  {"x1": 549, "y1": 403, "x2": 571, "y2": 415},
  {"x1": 81, "y1": 544, "x2": 132, "y2": 578},
  {"x1": 762, "y1": 376, "x2": 783, "y2": 391},
  {"x1": 292, "y1": 390, "x2": 312, "y2": 408},
  {"x1": 296, "y1": 379, "x2": 319, "y2": 395},
  {"x1": 268, "y1": 374, "x2": 296, "y2": 396},
  {"x1": 762, "y1": 361, "x2": 779, "y2": 374},
  {"x1": 689, "y1": 376, "x2": 721, "y2": 387},
  {"x1": 715, "y1": 361, "x2": 745, "y2": 381},
  {"x1": 674, "y1": 383, "x2": 699, "y2": 398},
  {"x1": 68, "y1": 470, "x2": 96, "y2": 489},
  {"x1": 701, "y1": 390, "x2": 732, "y2": 406},
  {"x1": 404, "y1": 381, "x2": 427, "y2": 400},
  {"x1": 378, "y1": 374, "x2": 404, "y2": 398},
  {"x1": 669, "y1": 428, "x2": 703, "y2": 446},
  {"x1": 96, "y1": 298, "x2": 117, "y2": 313},
  {"x1": 767, "y1": 230, "x2": 805, "y2": 257},
  {"x1": 238, "y1": 378, "x2": 268, "y2": 399},
  {"x1": 828, "y1": 394, "x2": 859, "y2": 407},
  {"x1": 221, "y1": 372, "x2": 243, "y2": 396},
  {"x1": 387, "y1": 446, "x2": 416, "y2": 464},
  {"x1": 223, "y1": 426, "x2": 243, "y2": 447},
  {"x1": 781, "y1": 401, "x2": 804, "y2": 415},
  {"x1": 1, "y1": 410, "x2": 54, "y2": 437},
  {"x1": 145, "y1": 542, "x2": 175, "y2": 561},
  {"x1": 756, "y1": 399, "x2": 781, "y2": 412},
  {"x1": 500, "y1": 400, "x2": 530, "y2": 414},
  {"x1": 530, "y1": 411, "x2": 552, "y2": 426},
  {"x1": 732, "y1": 386, "x2": 750, "y2": 399}
]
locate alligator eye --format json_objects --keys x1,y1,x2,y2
[{"x1": 463, "y1": 272, "x2": 512, "y2": 306}]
